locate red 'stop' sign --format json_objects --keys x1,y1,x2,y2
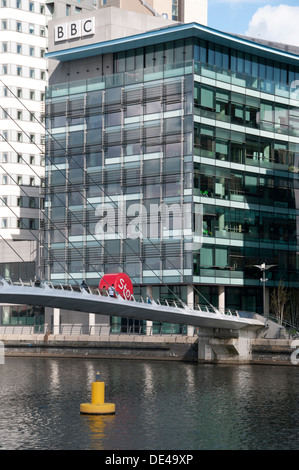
[{"x1": 99, "y1": 273, "x2": 133, "y2": 300}]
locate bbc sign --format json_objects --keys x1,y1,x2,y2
[{"x1": 54, "y1": 17, "x2": 95, "y2": 42}]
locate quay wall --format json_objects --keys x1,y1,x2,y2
[
  {"x1": 0, "y1": 334, "x2": 298, "y2": 365},
  {"x1": 0, "y1": 334, "x2": 199, "y2": 362}
]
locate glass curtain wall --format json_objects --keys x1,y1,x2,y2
[{"x1": 45, "y1": 34, "x2": 299, "y2": 314}]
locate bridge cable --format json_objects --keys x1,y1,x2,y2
[{"x1": 0, "y1": 79, "x2": 214, "y2": 310}]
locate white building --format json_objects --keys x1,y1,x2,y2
[{"x1": 0, "y1": 0, "x2": 51, "y2": 324}]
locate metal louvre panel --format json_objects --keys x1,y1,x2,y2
[
  {"x1": 68, "y1": 97, "x2": 85, "y2": 112},
  {"x1": 124, "y1": 87, "x2": 143, "y2": 103},
  {"x1": 124, "y1": 127, "x2": 141, "y2": 142},
  {"x1": 103, "y1": 131, "x2": 122, "y2": 145},
  {"x1": 51, "y1": 249, "x2": 67, "y2": 261},
  {"x1": 50, "y1": 100, "x2": 67, "y2": 115},
  {"x1": 144, "y1": 84, "x2": 163, "y2": 101},
  {"x1": 163, "y1": 80, "x2": 183, "y2": 100}
]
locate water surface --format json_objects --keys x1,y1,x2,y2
[{"x1": 0, "y1": 357, "x2": 298, "y2": 450}]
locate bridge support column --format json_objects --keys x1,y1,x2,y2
[
  {"x1": 53, "y1": 308, "x2": 60, "y2": 335},
  {"x1": 89, "y1": 313, "x2": 95, "y2": 335},
  {"x1": 146, "y1": 286, "x2": 153, "y2": 335},
  {"x1": 218, "y1": 285, "x2": 225, "y2": 314},
  {"x1": 187, "y1": 285, "x2": 194, "y2": 337}
]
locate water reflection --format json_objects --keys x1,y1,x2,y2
[
  {"x1": 0, "y1": 358, "x2": 298, "y2": 450},
  {"x1": 80, "y1": 415, "x2": 116, "y2": 450}
]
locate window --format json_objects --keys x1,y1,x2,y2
[
  {"x1": 30, "y1": 112, "x2": 35, "y2": 122},
  {"x1": 2, "y1": 42, "x2": 7, "y2": 52},
  {"x1": 17, "y1": 66, "x2": 22, "y2": 76},
  {"x1": 29, "y1": 68, "x2": 35, "y2": 78},
  {"x1": 17, "y1": 44, "x2": 22, "y2": 54},
  {"x1": 17, "y1": 176, "x2": 22, "y2": 185},
  {"x1": 29, "y1": 24, "x2": 34, "y2": 34},
  {"x1": 16, "y1": 22, "x2": 22, "y2": 32},
  {"x1": 17, "y1": 110, "x2": 22, "y2": 120},
  {"x1": 40, "y1": 70, "x2": 45, "y2": 80},
  {"x1": 66, "y1": 4, "x2": 71, "y2": 15},
  {"x1": 16, "y1": 0, "x2": 21, "y2": 8},
  {"x1": 30, "y1": 90, "x2": 35, "y2": 100},
  {"x1": 2, "y1": 65, "x2": 8, "y2": 74},
  {"x1": 29, "y1": 47, "x2": 34, "y2": 56},
  {"x1": 17, "y1": 88, "x2": 22, "y2": 98},
  {"x1": 30, "y1": 155, "x2": 35, "y2": 165},
  {"x1": 40, "y1": 26, "x2": 45, "y2": 37},
  {"x1": 30, "y1": 134, "x2": 35, "y2": 142},
  {"x1": 2, "y1": 20, "x2": 7, "y2": 30},
  {"x1": 17, "y1": 132, "x2": 22, "y2": 142},
  {"x1": 29, "y1": 1, "x2": 34, "y2": 11}
]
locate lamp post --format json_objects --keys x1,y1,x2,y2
[{"x1": 254, "y1": 263, "x2": 276, "y2": 316}]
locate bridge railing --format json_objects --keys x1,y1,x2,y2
[{"x1": 0, "y1": 323, "x2": 190, "y2": 337}]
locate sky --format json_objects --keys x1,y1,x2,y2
[{"x1": 207, "y1": 0, "x2": 299, "y2": 46}]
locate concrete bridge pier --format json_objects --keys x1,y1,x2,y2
[{"x1": 197, "y1": 327, "x2": 262, "y2": 364}]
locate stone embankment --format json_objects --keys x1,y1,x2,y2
[{"x1": 0, "y1": 333, "x2": 298, "y2": 365}]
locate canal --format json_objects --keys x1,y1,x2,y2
[{"x1": 0, "y1": 357, "x2": 298, "y2": 450}]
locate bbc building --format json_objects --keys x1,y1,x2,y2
[{"x1": 44, "y1": 7, "x2": 299, "y2": 333}]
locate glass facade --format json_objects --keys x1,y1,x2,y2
[{"x1": 45, "y1": 31, "x2": 299, "y2": 313}]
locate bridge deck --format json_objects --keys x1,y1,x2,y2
[{"x1": 0, "y1": 279, "x2": 264, "y2": 331}]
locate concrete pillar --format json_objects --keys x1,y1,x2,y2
[
  {"x1": 53, "y1": 308, "x2": 60, "y2": 335},
  {"x1": 218, "y1": 285, "x2": 225, "y2": 314},
  {"x1": 89, "y1": 313, "x2": 95, "y2": 335},
  {"x1": 187, "y1": 285, "x2": 194, "y2": 336},
  {"x1": 146, "y1": 285, "x2": 153, "y2": 335}
]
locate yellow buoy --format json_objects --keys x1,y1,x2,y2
[{"x1": 80, "y1": 372, "x2": 115, "y2": 415}]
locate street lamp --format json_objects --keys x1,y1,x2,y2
[{"x1": 254, "y1": 263, "x2": 276, "y2": 317}]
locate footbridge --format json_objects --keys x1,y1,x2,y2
[{"x1": 0, "y1": 278, "x2": 263, "y2": 331}]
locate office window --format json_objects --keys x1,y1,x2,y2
[
  {"x1": 30, "y1": 68, "x2": 35, "y2": 78},
  {"x1": 2, "y1": 20, "x2": 7, "y2": 30},
  {"x1": 2, "y1": 65, "x2": 7, "y2": 74},
  {"x1": 29, "y1": 1, "x2": 34, "y2": 11},
  {"x1": 16, "y1": 0, "x2": 21, "y2": 8},
  {"x1": 30, "y1": 90, "x2": 35, "y2": 100},
  {"x1": 16, "y1": 22, "x2": 22, "y2": 32},
  {"x1": 17, "y1": 132, "x2": 22, "y2": 142},
  {"x1": 17, "y1": 66, "x2": 22, "y2": 76},
  {"x1": 30, "y1": 47, "x2": 34, "y2": 56},
  {"x1": 17, "y1": 88, "x2": 22, "y2": 98},
  {"x1": 17, "y1": 110, "x2": 22, "y2": 120},
  {"x1": 29, "y1": 24, "x2": 34, "y2": 34},
  {"x1": 17, "y1": 44, "x2": 22, "y2": 54},
  {"x1": 40, "y1": 26, "x2": 45, "y2": 37},
  {"x1": 2, "y1": 42, "x2": 7, "y2": 52}
]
